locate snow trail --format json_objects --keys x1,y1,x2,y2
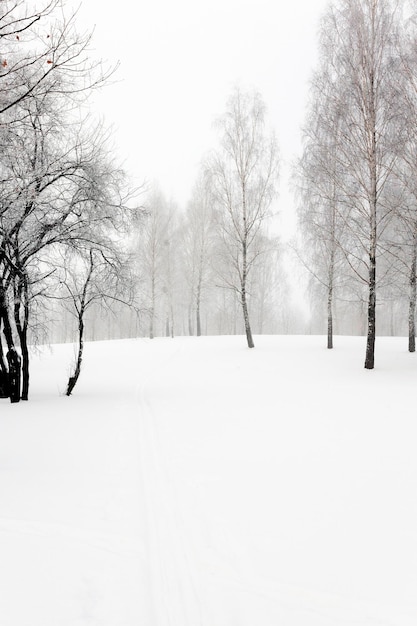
[{"x1": 136, "y1": 341, "x2": 204, "y2": 626}]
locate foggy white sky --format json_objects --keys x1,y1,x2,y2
[{"x1": 77, "y1": 0, "x2": 329, "y2": 231}]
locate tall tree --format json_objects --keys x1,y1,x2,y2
[
  {"x1": 310, "y1": 0, "x2": 405, "y2": 368},
  {"x1": 138, "y1": 188, "x2": 175, "y2": 339},
  {"x1": 296, "y1": 63, "x2": 351, "y2": 349},
  {"x1": 393, "y1": 7, "x2": 417, "y2": 352},
  {"x1": 206, "y1": 87, "x2": 279, "y2": 349},
  {"x1": 179, "y1": 175, "x2": 215, "y2": 337}
]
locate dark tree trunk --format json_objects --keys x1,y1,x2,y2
[
  {"x1": 20, "y1": 329, "x2": 29, "y2": 401},
  {"x1": 364, "y1": 256, "x2": 376, "y2": 369},
  {"x1": 0, "y1": 327, "x2": 9, "y2": 398},
  {"x1": 66, "y1": 313, "x2": 84, "y2": 396},
  {"x1": 365, "y1": 98, "x2": 377, "y2": 371},
  {"x1": 66, "y1": 250, "x2": 96, "y2": 396},
  {"x1": 327, "y1": 203, "x2": 337, "y2": 350},
  {"x1": 0, "y1": 286, "x2": 20, "y2": 402},
  {"x1": 6, "y1": 348, "x2": 21, "y2": 403},
  {"x1": 408, "y1": 244, "x2": 416, "y2": 353},
  {"x1": 327, "y1": 280, "x2": 333, "y2": 350},
  {"x1": 0, "y1": 322, "x2": 8, "y2": 375},
  {"x1": 14, "y1": 276, "x2": 30, "y2": 400}
]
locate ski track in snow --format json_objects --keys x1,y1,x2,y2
[
  {"x1": 133, "y1": 337, "x2": 414, "y2": 626},
  {"x1": 136, "y1": 341, "x2": 204, "y2": 626}
]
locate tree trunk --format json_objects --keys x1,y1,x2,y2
[
  {"x1": 327, "y1": 296, "x2": 333, "y2": 350},
  {"x1": 242, "y1": 294, "x2": 254, "y2": 348},
  {"x1": 170, "y1": 303, "x2": 175, "y2": 338},
  {"x1": 66, "y1": 313, "x2": 84, "y2": 396},
  {"x1": 14, "y1": 276, "x2": 30, "y2": 400},
  {"x1": 408, "y1": 241, "x2": 416, "y2": 353},
  {"x1": 241, "y1": 240, "x2": 254, "y2": 349},
  {"x1": 0, "y1": 325, "x2": 10, "y2": 398},
  {"x1": 0, "y1": 321, "x2": 8, "y2": 375},
  {"x1": 365, "y1": 137, "x2": 377, "y2": 369},
  {"x1": 149, "y1": 274, "x2": 155, "y2": 339},
  {"x1": 196, "y1": 307, "x2": 201, "y2": 337},
  {"x1": 365, "y1": 84, "x2": 377, "y2": 371},
  {"x1": 149, "y1": 309, "x2": 154, "y2": 339},
  {"x1": 7, "y1": 348, "x2": 21, "y2": 403},
  {"x1": 364, "y1": 255, "x2": 376, "y2": 369},
  {"x1": 196, "y1": 254, "x2": 205, "y2": 337},
  {"x1": 196, "y1": 282, "x2": 202, "y2": 337},
  {"x1": 20, "y1": 329, "x2": 29, "y2": 401},
  {"x1": 0, "y1": 286, "x2": 20, "y2": 402},
  {"x1": 327, "y1": 260, "x2": 334, "y2": 350},
  {"x1": 188, "y1": 307, "x2": 193, "y2": 336},
  {"x1": 241, "y1": 268, "x2": 254, "y2": 348},
  {"x1": 327, "y1": 199, "x2": 337, "y2": 350}
]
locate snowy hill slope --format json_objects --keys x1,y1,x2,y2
[{"x1": 0, "y1": 335, "x2": 416, "y2": 625}]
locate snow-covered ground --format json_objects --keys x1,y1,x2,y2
[{"x1": 1, "y1": 334, "x2": 416, "y2": 625}]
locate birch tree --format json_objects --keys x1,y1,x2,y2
[
  {"x1": 138, "y1": 188, "x2": 176, "y2": 339},
  {"x1": 393, "y1": 8, "x2": 417, "y2": 352},
  {"x1": 179, "y1": 175, "x2": 215, "y2": 336},
  {"x1": 206, "y1": 87, "x2": 279, "y2": 349},
  {"x1": 296, "y1": 62, "x2": 351, "y2": 349},
  {"x1": 312, "y1": 0, "x2": 405, "y2": 368}
]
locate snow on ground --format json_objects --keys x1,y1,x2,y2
[{"x1": 0, "y1": 334, "x2": 417, "y2": 625}]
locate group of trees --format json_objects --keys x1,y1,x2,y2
[
  {"x1": 0, "y1": 1, "x2": 287, "y2": 405},
  {"x1": 0, "y1": 1, "x2": 137, "y2": 402},
  {"x1": 5, "y1": 0, "x2": 413, "y2": 403},
  {"x1": 296, "y1": 0, "x2": 417, "y2": 369},
  {"x1": 132, "y1": 89, "x2": 290, "y2": 350}
]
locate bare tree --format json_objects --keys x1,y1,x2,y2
[
  {"x1": 0, "y1": 0, "x2": 114, "y2": 116},
  {"x1": 0, "y1": 72, "x2": 139, "y2": 401},
  {"x1": 313, "y1": 0, "x2": 405, "y2": 368},
  {"x1": 206, "y1": 87, "x2": 279, "y2": 349},
  {"x1": 0, "y1": 109, "x2": 133, "y2": 398},
  {"x1": 392, "y1": 9, "x2": 417, "y2": 352},
  {"x1": 53, "y1": 247, "x2": 135, "y2": 396},
  {"x1": 296, "y1": 62, "x2": 352, "y2": 349},
  {"x1": 138, "y1": 188, "x2": 176, "y2": 339},
  {"x1": 0, "y1": 1, "x2": 127, "y2": 402},
  {"x1": 179, "y1": 174, "x2": 215, "y2": 336}
]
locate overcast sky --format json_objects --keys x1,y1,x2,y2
[{"x1": 77, "y1": 0, "x2": 329, "y2": 231}]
